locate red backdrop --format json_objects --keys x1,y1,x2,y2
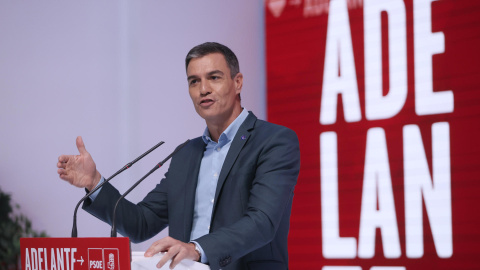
[{"x1": 265, "y1": 0, "x2": 480, "y2": 269}]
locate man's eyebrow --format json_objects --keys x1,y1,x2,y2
[
  {"x1": 187, "y1": 75, "x2": 199, "y2": 81},
  {"x1": 187, "y1": 70, "x2": 225, "y2": 81},
  {"x1": 207, "y1": 70, "x2": 224, "y2": 76}
]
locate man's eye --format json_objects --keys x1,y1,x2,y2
[
  {"x1": 211, "y1": 76, "x2": 219, "y2": 80},
  {"x1": 190, "y1": 79, "x2": 198, "y2": 85}
]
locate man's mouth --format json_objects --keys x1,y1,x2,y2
[{"x1": 200, "y1": 99, "x2": 214, "y2": 106}]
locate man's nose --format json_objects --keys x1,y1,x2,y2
[{"x1": 200, "y1": 81, "x2": 210, "y2": 95}]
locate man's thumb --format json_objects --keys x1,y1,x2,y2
[{"x1": 76, "y1": 136, "x2": 88, "y2": 155}]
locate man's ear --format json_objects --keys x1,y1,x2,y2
[{"x1": 234, "y1": 72, "x2": 243, "y2": 95}]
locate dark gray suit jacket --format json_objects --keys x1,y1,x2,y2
[{"x1": 84, "y1": 112, "x2": 300, "y2": 270}]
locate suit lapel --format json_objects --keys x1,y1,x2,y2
[
  {"x1": 182, "y1": 138, "x2": 205, "y2": 241},
  {"x1": 214, "y1": 112, "x2": 257, "y2": 205}
]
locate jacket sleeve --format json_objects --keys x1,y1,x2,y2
[{"x1": 82, "y1": 174, "x2": 170, "y2": 243}]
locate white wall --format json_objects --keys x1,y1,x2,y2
[{"x1": 0, "y1": 1, "x2": 265, "y2": 251}]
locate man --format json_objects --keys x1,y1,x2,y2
[{"x1": 57, "y1": 42, "x2": 300, "y2": 270}]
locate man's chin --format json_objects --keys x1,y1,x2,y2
[
  {"x1": 199, "y1": 113, "x2": 226, "y2": 125},
  {"x1": 196, "y1": 108, "x2": 216, "y2": 119},
  {"x1": 196, "y1": 112, "x2": 214, "y2": 122}
]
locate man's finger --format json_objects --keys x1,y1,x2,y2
[
  {"x1": 58, "y1": 155, "x2": 70, "y2": 163},
  {"x1": 145, "y1": 241, "x2": 164, "y2": 257},
  {"x1": 156, "y1": 249, "x2": 175, "y2": 269},
  {"x1": 154, "y1": 241, "x2": 179, "y2": 269},
  {"x1": 58, "y1": 172, "x2": 73, "y2": 183},
  {"x1": 76, "y1": 136, "x2": 88, "y2": 155},
  {"x1": 170, "y1": 248, "x2": 188, "y2": 269}
]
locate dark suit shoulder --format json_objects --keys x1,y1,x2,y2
[
  {"x1": 255, "y1": 118, "x2": 295, "y2": 133},
  {"x1": 244, "y1": 111, "x2": 298, "y2": 137},
  {"x1": 251, "y1": 120, "x2": 299, "y2": 147}
]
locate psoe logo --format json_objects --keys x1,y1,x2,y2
[
  {"x1": 88, "y1": 248, "x2": 119, "y2": 270},
  {"x1": 107, "y1": 253, "x2": 115, "y2": 270}
]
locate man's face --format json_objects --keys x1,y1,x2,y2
[{"x1": 187, "y1": 53, "x2": 243, "y2": 126}]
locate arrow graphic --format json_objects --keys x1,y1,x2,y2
[{"x1": 77, "y1": 256, "x2": 84, "y2": 266}]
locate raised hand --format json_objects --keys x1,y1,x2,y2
[{"x1": 57, "y1": 136, "x2": 101, "y2": 191}]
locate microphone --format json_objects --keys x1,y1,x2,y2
[
  {"x1": 110, "y1": 139, "x2": 190, "y2": 237},
  {"x1": 71, "y1": 140, "x2": 165, "y2": 237}
]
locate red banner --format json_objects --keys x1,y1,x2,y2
[
  {"x1": 265, "y1": 0, "x2": 480, "y2": 269},
  {"x1": 20, "y1": 238, "x2": 131, "y2": 270}
]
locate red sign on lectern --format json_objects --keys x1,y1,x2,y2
[{"x1": 21, "y1": 238, "x2": 131, "y2": 270}]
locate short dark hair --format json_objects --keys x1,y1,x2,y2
[{"x1": 185, "y1": 42, "x2": 240, "y2": 78}]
